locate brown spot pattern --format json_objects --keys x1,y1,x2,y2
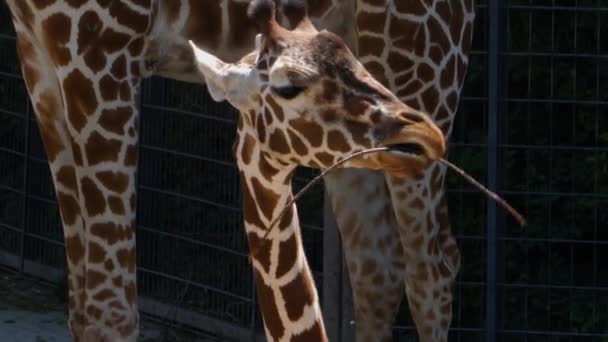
[
  {"x1": 90, "y1": 223, "x2": 119, "y2": 245},
  {"x1": 357, "y1": 36, "x2": 384, "y2": 58},
  {"x1": 125, "y1": 281, "x2": 136, "y2": 305},
  {"x1": 228, "y1": 0, "x2": 256, "y2": 49},
  {"x1": 314, "y1": 151, "x2": 334, "y2": 166},
  {"x1": 291, "y1": 322, "x2": 325, "y2": 342},
  {"x1": 280, "y1": 271, "x2": 315, "y2": 321},
  {"x1": 265, "y1": 94, "x2": 285, "y2": 122},
  {"x1": 62, "y1": 69, "x2": 98, "y2": 131},
  {"x1": 256, "y1": 113, "x2": 267, "y2": 143},
  {"x1": 85, "y1": 131, "x2": 122, "y2": 166},
  {"x1": 57, "y1": 192, "x2": 80, "y2": 225},
  {"x1": 327, "y1": 130, "x2": 350, "y2": 152},
  {"x1": 275, "y1": 233, "x2": 297, "y2": 278},
  {"x1": 185, "y1": 0, "x2": 222, "y2": 49},
  {"x1": 99, "y1": 75, "x2": 120, "y2": 101},
  {"x1": 344, "y1": 120, "x2": 370, "y2": 146},
  {"x1": 258, "y1": 152, "x2": 280, "y2": 180},
  {"x1": 240, "y1": 134, "x2": 256, "y2": 165},
  {"x1": 111, "y1": 55, "x2": 127, "y2": 79},
  {"x1": 247, "y1": 232, "x2": 271, "y2": 274},
  {"x1": 65, "y1": 235, "x2": 85, "y2": 265},
  {"x1": 56, "y1": 166, "x2": 77, "y2": 191},
  {"x1": 81, "y1": 177, "x2": 106, "y2": 216},
  {"x1": 99, "y1": 107, "x2": 133, "y2": 135},
  {"x1": 88, "y1": 241, "x2": 106, "y2": 264},
  {"x1": 96, "y1": 171, "x2": 129, "y2": 193},
  {"x1": 286, "y1": 129, "x2": 308, "y2": 155},
  {"x1": 42, "y1": 13, "x2": 72, "y2": 66},
  {"x1": 86, "y1": 305, "x2": 103, "y2": 320},
  {"x1": 289, "y1": 118, "x2": 323, "y2": 147},
  {"x1": 86, "y1": 269, "x2": 107, "y2": 289},
  {"x1": 254, "y1": 271, "x2": 284, "y2": 341},
  {"x1": 239, "y1": 173, "x2": 265, "y2": 228},
  {"x1": 124, "y1": 145, "x2": 138, "y2": 166},
  {"x1": 108, "y1": 196, "x2": 125, "y2": 215},
  {"x1": 93, "y1": 289, "x2": 115, "y2": 302},
  {"x1": 250, "y1": 177, "x2": 280, "y2": 221},
  {"x1": 343, "y1": 92, "x2": 370, "y2": 117},
  {"x1": 268, "y1": 129, "x2": 291, "y2": 155},
  {"x1": 78, "y1": 11, "x2": 106, "y2": 72},
  {"x1": 108, "y1": 0, "x2": 150, "y2": 34}
]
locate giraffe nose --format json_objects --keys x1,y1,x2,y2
[{"x1": 385, "y1": 111, "x2": 446, "y2": 161}]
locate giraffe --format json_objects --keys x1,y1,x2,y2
[
  {"x1": 4, "y1": 0, "x2": 474, "y2": 340},
  {"x1": 328, "y1": 2, "x2": 476, "y2": 341},
  {"x1": 189, "y1": 0, "x2": 446, "y2": 340}
]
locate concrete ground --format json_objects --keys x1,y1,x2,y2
[
  {"x1": 0, "y1": 309, "x2": 171, "y2": 342},
  {"x1": 0, "y1": 271, "x2": 214, "y2": 342},
  {"x1": 0, "y1": 309, "x2": 70, "y2": 342}
]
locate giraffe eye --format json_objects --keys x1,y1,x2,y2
[{"x1": 271, "y1": 86, "x2": 305, "y2": 100}]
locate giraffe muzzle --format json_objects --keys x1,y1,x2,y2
[
  {"x1": 376, "y1": 109, "x2": 446, "y2": 163},
  {"x1": 381, "y1": 125, "x2": 445, "y2": 162},
  {"x1": 386, "y1": 142, "x2": 426, "y2": 156},
  {"x1": 374, "y1": 124, "x2": 446, "y2": 177}
]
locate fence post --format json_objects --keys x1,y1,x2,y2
[
  {"x1": 19, "y1": 98, "x2": 32, "y2": 274},
  {"x1": 323, "y1": 192, "x2": 343, "y2": 341},
  {"x1": 485, "y1": 0, "x2": 502, "y2": 340}
]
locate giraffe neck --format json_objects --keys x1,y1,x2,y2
[{"x1": 235, "y1": 124, "x2": 327, "y2": 342}]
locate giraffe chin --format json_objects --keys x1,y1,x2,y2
[{"x1": 375, "y1": 150, "x2": 429, "y2": 179}]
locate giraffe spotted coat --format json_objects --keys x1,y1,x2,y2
[{"x1": 5, "y1": 0, "x2": 474, "y2": 341}]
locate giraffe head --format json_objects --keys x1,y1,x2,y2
[{"x1": 190, "y1": 0, "x2": 445, "y2": 177}]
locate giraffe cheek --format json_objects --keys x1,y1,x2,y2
[
  {"x1": 287, "y1": 129, "x2": 308, "y2": 155},
  {"x1": 268, "y1": 129, "x2": 291, "y2": 155}
]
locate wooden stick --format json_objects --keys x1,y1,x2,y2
[
  {"x1": 249, "y1": 147, "x2": 526, "y2": 261},
  {"x1": 438, "y1": 158, "x2": 527, "y2": 226},
  {"x1": 249, "y1": 147, "x2": 389, "y2": 260}
]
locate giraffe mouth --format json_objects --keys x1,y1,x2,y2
[{"x1": 386, "y1": 143, "x2": 426, "y2": 157}]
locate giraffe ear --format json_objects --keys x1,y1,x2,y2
[
  {"x1": 189, "y1": 41, "x2": 253, "y2": 105},
  {"x1": 190, "y1": 41, "x2": 231, "y2": 102}
]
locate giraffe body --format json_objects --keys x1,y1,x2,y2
[
  {"x1": 190, "y1": 1, "x2": 445, "y2": 339},
  {"x1": 5, "y1": 0, "x2": 474, "y2": 341}
]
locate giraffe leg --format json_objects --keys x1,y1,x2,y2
[
  {"x1": 14, "y1": 28, "x2": 88, "y2": 341},
  {"x1": 14, "y1": 28, "x2": 142, "y2": 341},
  {"x1": 324, "y1": 170, "x2": 405, "y2": 342},
  {"x1": 7, "y1": 0, "x2": 153, "y2": 339},
  {"x1": 59, "y1": 63, "x2": 141, "y2": 342},
  {"x1": 17, "y1": 26, "x2": 138, "y2": 342},
  {"x1": 386, "y1": 164, "x2": 460, "y2": 342}
]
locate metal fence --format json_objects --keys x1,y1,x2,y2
[{"x1": 0, "y1": 1, "x2": 607, "y2": 341}]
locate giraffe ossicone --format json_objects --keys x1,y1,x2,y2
[{"x1": 188, "y1": 0, "x2": 446, "y2": 340}]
